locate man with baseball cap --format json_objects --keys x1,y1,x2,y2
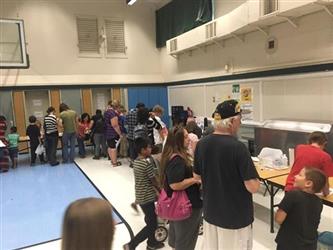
[{"x1": 193, "y1": 99, "x2": 260, "y2": 250}]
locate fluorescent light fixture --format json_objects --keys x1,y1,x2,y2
[{"x1": 127, "y1": 0, "x2": 137, "y2": 5}]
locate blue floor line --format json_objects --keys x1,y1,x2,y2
[{"x1": 0, "y1": 161, "x2": 123, "y2": 250}]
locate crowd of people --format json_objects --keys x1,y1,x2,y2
[
  {"x1": 124, "y1": 99, "x2": 333, "y2": 250},
  {"x1": 0, "y1": 100, "x2": 169, "y2": 170},
  {"x1": 1, "y1": 99, "x2": 333, "y2": 250}
]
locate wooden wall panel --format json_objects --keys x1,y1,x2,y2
[
  {"x1": 112, "y1": 88, "x2": 121, "y2": 102},
  {"x1": 82, "y1": 89, "x2": 92, "y2": 115},
  {"x1": 13, "y1": 91, "x2": 28, "y2": 152},
  {"x1": 50, "y1": 89, "x2": 61, "y2": 114}
]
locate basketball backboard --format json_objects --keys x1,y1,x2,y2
[{"x1": 0, "y1": 19, "x2": 29, "y2": 68}]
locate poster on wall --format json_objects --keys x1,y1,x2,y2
[
  {"x1": 241, "y1": 103, "x2": 254, "y2": 121},
  {"x1": 240, "y1": 87, "x2": 252, "y2": 102},
  {"x1": 232, "y1": 84, "x2": 240, "y2": 101},
  {"x1": 32, "y1": 99, "x2": 42, "y2": 107},
  {"x1": 96, "y1": 93, "x2": 106, "y2": 111}
]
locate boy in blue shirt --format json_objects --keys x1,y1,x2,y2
[
  {"x1": 275, "y1": 167, "x2": 327, "y2": 250},
  {"x1": 7, "y1": 126, "x2": 19, "y2": 169}
]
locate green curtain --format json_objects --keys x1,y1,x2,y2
[{"x1": 156, "y1": 0, "x2": 212, "y2": 48}]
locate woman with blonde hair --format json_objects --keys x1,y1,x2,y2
[
  {"x1": 62, "y1": 197, "x2": 115, "y2": 250},
  {"x1": 159, "y1": 126, "x2": 202, "y2": 250}
]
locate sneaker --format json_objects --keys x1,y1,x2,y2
[
  {"x1": 92, "y1": 156, "x2": 100, "y2": 160},
  {"x1": 129, "y1": 161, "x2": 133, "y2": 168},
  {"x1": 147, "y1": 242, "x2": 165, "y2": 250},
  {"x1": 123, "y1": 243, "x2": 134, "y2": 250},
  {"x1": 130, "y1": 202, "x2": 139, "y2": 213},
  {"x1": 111, "y1": 161, "x2": 122, "y2": 167},
  {"x1": 50, "y1": 161, "x2": 60, "y2": 166}
]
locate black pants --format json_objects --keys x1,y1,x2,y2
[
  {"x1": 128, "y1": 139, "x2": 137, "y2": 160},
  {"x1": 46, "y1": 134, "x2": 58, "y2": 165},
  {"x1": 129, "y1": 201, "x2": 158, "y2": 248},
  {"x1": 30, "y1": 142, "x2": 44, "y2": 164}
]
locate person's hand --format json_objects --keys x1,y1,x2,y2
[{"x1": 192, "y1": 177, "x2": 201, "y2": 185}]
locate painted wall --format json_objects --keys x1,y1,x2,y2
[
  {"x1": 214, "y1": 0, "x2": 247, "y2": 18},
  {"x1": 0, "y1": 0, "x2": 163, "y2": 86},
  {"x1": 168, "y1": 72, "x2": 333, "y2": 122},
  {"x1": 161, "y1": 9, "x2": 333, "y2": 83}
]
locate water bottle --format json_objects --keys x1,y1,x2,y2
[{"x1": 281, "y1": 154, "x2": 288, "y2": 166}]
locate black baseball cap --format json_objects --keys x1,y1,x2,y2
[
  {"x1": 136, "y1": 102, "x2": 145, "y2": 109},
  {"x1": 213, "y1": 99, "x2": 241, "y2": 120}
]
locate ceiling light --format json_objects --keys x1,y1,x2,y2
[{"x1": 127, "y1": 0, "x2": 137, "y2": 5}]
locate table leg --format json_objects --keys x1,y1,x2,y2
[{"x1": 270, "y1": 184, "x2": 275, "y2": 233}]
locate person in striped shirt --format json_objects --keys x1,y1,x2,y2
[
  {"x1": 124, "y1": 137, "x2": 164, "y2": 250},
  {"x1": 44, "y1": 106, "x2": 59, "y2": 166}
]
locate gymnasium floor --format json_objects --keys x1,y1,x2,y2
[{"x1": 1, "y1": 151, "x2": 333, "y2": 250}]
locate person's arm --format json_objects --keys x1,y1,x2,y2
[
  {"x1": 37, "y1": 127, "x2": 42, "y2": 144},
  {"x1": 167, "y1": 157, "x2": 201, "y2": 191},
  {"x1": 237, "y1": 143, "x2": 260, "y2": 193},
  {"x1": 275, "y1": 208, "x2": 287, "y2": 225},
  {"x1": 58, "y1": 117, "x2": 63, "y2": 132},
  {"x1": 111, "y1": 116, "x2": 122, "y2": 137},
  {"x1": 75, "y1": 115, "x2": 79, "y2": 133},
  {"x1": 150, "y1": 176, "x2": 161, "y2": 192},
  {"x1": 275, "y1": 191, "x2": 294, "y2": 225},
  {"x1": 148, "y1": 115, "x2": 162, "y2": 130},
  {"x1": 170, "y1": 177, "x2": 200, "y2": 191},
  {"x1": 193, "y1": 172, "x2": 201, "y2": 182},
  {"x1": 244, "y1": 179, "x2": 260, "y2": 194},
  {"x1": 89, "y1": 120, "x2": 94, "y2": 130}
]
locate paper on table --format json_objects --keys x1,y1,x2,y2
[
  {"x1": 316, "y1": 188, "x2": 333, "y2": 197},
  {"x1": 251, "y1": 156, "x2": 260, "y2": 162}
]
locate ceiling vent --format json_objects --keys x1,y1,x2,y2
[{"x1": 170, "y1": 38, "x2": 178, "y2": 53}]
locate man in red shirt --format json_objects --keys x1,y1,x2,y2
[{"x1": 285, "y1": 131, "x2": 333, "y2": 195}]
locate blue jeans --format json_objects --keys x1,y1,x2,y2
[
  {"x1": 62, "y1": 132, "x2": 76, "y2": 163},
  {"x1": 77, "y1": 136, "x2": 86, "y2": 157},
  {"x1": 94, "y1": 133, "x2": 106, "y2": 157}
]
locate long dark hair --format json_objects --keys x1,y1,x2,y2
[
  {"x1": 160, "y1": 125, "x2": 192, "y2": 185},
  {"x1": 137, "y1": 107, "x2": 149, "y2": 124}
]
